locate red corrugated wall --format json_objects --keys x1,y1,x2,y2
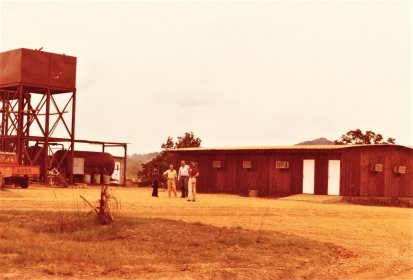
[{"x1": 173, "y1": 145, "x2": 412, "y2": 198}]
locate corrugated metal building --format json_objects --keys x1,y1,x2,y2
[{"x1": 168, "y1": 145, "x2": 413, "y2": 198}]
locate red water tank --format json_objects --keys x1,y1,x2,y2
[{"x1": 0, "y1": 48, "x2": 76, "y2": 89}]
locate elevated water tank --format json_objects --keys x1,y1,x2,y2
[{"x1": 0, "y1": 48, "x2": 76, "y2": 89}]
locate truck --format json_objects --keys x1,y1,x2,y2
[{"x1": 0, "y1": 152, "x2": 40, "y2": 188}]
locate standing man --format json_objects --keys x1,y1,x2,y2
[
  {"x1": 187, "y1": 162, "x2": 199, "y2": 202},
  {"x1": 151, "y1": 164, "x2": 160, "y2": 197},
  {"x1": 163, "y1": 164, "x2": 178, "y2": 197},
  {"x1": 178, "y1": 160, "x2": 190, "y2": 198}
]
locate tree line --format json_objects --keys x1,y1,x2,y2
[{"x1": 137, "y1": 132, "x2": 201, "y2": 186}]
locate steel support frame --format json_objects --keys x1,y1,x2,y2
[{"x1": 0, "y1": 83, "x2": 76, "y2": 184}]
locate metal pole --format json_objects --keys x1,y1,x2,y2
[
  {"x1": 70, "y1": 89, "x2": 76, "y2": 185},
  {"x1": 0, "y1": 91, "x2": 4, "y2": 151},
  {"x1": 4, "y1": 90, "x2": 10, "y2": 152},
  {"x1": 16, "y1": 85, "x2": 24, "y2": 164},
  {"x1": 23, "y1": 93, "x2": 31, "y2": 164},
  {"x1": 123, "y1": 144, "x2": 127, "y2": 186},
  {"x1": 44, "y1": 88, "x2": 51, "y2": 184}
]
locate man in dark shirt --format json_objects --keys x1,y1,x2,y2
[{"x1": 151, "y1": 164, "x2": 160, "y2": 197}]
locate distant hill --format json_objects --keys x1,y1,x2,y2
[
  {"x1": 129, "y1": 152, "x2": 159, "y2": 162},
  {"x1": 295, "y1": 137, "x2": 334, "y2": 146},
  {"x1": 126, "y1": 152, "x2": 159, "y2": 177}
]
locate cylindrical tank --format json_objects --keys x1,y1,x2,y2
[
  {"x1": 84, "y1": 173, "x2": 91, "y2": 184},
  {"x1": 103, "y1": 174, "x2": 111, "y2": 185},
  {"x1": 27, "y1": 145, "x2": 45, "y2": 170},
  {"x1": 93, "y1": 173, "x2": 101, "y2": 185},
  {"x1": 53, "y1": 150, "x2": 115, "y2": 176}
]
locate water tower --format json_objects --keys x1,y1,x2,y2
[{"x1": 0, "y1": 48, "x2": 77, "y2": 183}]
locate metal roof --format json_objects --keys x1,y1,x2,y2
[{"x1": 169, "y1": 144, "x2": 413, "y2": 152}]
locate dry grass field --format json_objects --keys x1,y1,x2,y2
[{"x1": 1, "y1": 185, "x2": 412, "y2": 279}]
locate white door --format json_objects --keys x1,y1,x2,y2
[
  {"x1": 328, "y1": 160, "x2": 341, "y2": 195},
  {"x1": 303, "y1": 160, "x2": 315, "y2": 194},
  {"x1": 112, "y1": 162, "x2": 121, "y2": 183}
]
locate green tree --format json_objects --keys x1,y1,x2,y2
[
  {"x1": 161, "y1": 137, "x2": 174, "y2": 150},
  {"x1": 160, "y1": 133, "x2": 201, "y2": 150},
  {"x1": 334, "y1": 129, "x2": 396, "y2": 145},
  {"x1": 175, "y1": 132, "x2": 202, "y2": 149},
  {"x1": 138, "y1": 132, "x2": 202, "y2": 186}
]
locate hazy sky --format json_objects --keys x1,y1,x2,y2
[{"x1": 0, "y1": 0, "x2": 411, "y2": 154}]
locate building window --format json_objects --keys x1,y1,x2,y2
[
  {"x1": 393, "y1": 166, "x2": 406, "y2": 174},
  {"x1": 370, "y1": 163, "x2": 383, "y2": 172},
  {"x1": 243, "y1": 160, "x2": 252, "y2": 169},
  {"x1": 212, "y1": 160, "x2": 222, "y2": 168},
  {"x1": 276, "y1": 161, "x2": 289, "y2": 169}
]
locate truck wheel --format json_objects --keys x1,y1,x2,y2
[{"x1": 20, "y1": 176, "x2": 29, "y2": 189}]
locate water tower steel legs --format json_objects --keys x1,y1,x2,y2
[
  {"x1": 70, "y1": 89, "x2": 76, "y2": 185},
  {"x1": 0, "y1": 84, "x2": 76, "y2": 185}
]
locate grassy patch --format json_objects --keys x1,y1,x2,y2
[{"x1": 0, "y1": 210, "x2": 354, "y2": 279}]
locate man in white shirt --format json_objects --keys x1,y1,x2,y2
[{"x1": 178, "y1": 160, "x2": 190, "y2": 198}]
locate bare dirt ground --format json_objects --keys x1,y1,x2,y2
[{"x1": 0, "y1": 185, "x2": 412, "y2": 279}]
